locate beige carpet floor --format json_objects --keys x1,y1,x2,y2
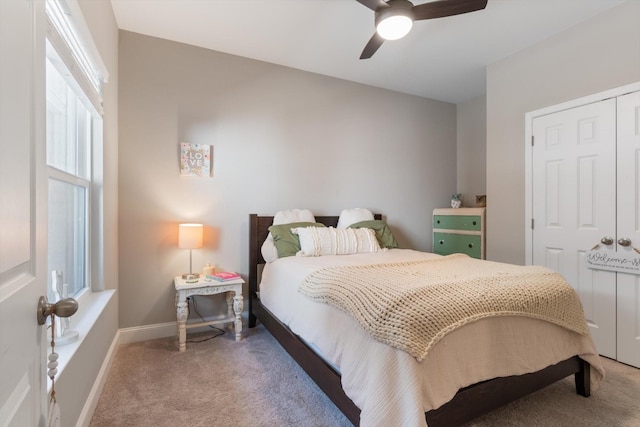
[{"x1": 90, "y1": 324, "x2": 640, "y2": 427}]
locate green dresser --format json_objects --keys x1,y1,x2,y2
[{"x1": 433, "y1": 207, "x2": 486, "y2": 259}]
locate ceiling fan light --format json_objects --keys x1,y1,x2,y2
[{"x1": 376, "y1": 15, "x2": 413, "y2": 40}]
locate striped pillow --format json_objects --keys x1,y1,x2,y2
[{"x1": 293, "y1": 226, "x2": 380, "y2": 257}]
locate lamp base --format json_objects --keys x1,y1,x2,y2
[{"x1": 182, "y1": 273, "x2": 200, "y2": 282}]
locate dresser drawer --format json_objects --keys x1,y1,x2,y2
[
  {"x1": 433, "y1": 232, "x2": 482, "y2": 259},
  {"x1": 433, "y1": 215, "x2": 482, "y2": 231}
]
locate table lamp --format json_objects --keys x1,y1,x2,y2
[{"x1": 179, "y1": 223, "x2": 203, "y2": 280}]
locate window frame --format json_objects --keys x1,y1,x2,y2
[{"x1": 46, "y1": 44, "x2": 101, "y2": 300}]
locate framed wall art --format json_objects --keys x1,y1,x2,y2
[{"x1": 180, "y1": 142, "x2": 212, "y2": 177}]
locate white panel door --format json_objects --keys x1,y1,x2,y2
[
  {"x1": 616, "y1": 91, "x2": 640, "y2": 368},
  {"x1": 532, "y1": 99, "x2": 617, "y2": 358},
  {"x1": 0, "y1": 1, "x2": 47, "y2": 426}
]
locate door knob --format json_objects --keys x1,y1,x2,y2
[
  {"x1": 37, "y1": 296, "x2": 78, "y2": 325},
  {"x1": 618, "y1": 237, "x2": 632, "y2": 247},
  {"x1": 600, "y1": 237, "x2": 614, "y2": 245}
]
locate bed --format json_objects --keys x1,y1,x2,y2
[{"x1": 247, "y1": 213, "x2": 603, "y2": 427}]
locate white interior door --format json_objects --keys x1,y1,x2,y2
[
  {"x1": 532, "y1": 99, "x2": 617, "y2": 358},
  {"x1": 0, "y1": 1, "x2": 47, "y2": 426},
  {"x1": 616, "y1": 90, "x2": 640, "y2": 368}
]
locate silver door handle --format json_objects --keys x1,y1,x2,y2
[
  {"x1": 600, "y1": 237, "x2": 614, "y2": 245},
  {"x1": 37, "y1": 296, "x2": 78, "y2": 325},
  {"x1": 618, "y1": 237, "x2": 632, "y2": 247}
]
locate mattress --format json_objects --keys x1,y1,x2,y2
[{"x1": 259, "y1": 249, "x2": 604, "y2": 427}]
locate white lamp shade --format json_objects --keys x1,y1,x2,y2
[{"x1": 178, "y1": 223, "x2": 203, "y2": 249}]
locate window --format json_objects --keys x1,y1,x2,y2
[
  {"x1": 45, "y1": 0, "x2": 107, "y2": 302},
  {"x1": 46, "y1": 50, "x2": 100, "y2": 301}
]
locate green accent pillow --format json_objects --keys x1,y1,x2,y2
[
  {"x1": 269, "y1": 222, "x2": 326, "y2": 258},
  {"x1": 348, "y1": 220, "x2": 398, "y2": 249}
]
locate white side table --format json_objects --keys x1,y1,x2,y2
[{"x1": 174, "y1": 276, "x2": 244, "y2": 352}]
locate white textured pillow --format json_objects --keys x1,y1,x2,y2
[
  {"x1": 337, "y1": 208, "x2": 375, "y2": 228},
  {"x1": 261, "y1": 209, "x2": 316, "y2": 262},
  {"x1": 293, "y1": 226, "x2": 380, "y2": 257}
]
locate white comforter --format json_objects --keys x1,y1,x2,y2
[{"x1": 259, "y1": 249, "x2": 604, "y2": 427}]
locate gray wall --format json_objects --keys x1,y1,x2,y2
[
  {"x1": 118, "y1": 31, "x2": 457, "y2": 329},
  {"x1": 486, "y1": 0, "x2": 640, "y2": 264},
  {"x1": 456, "y1": 95, "x2": 486, "y2": 207},
  {"x1": 55, "y1": 1, "x2": 120, "y2": 426}
]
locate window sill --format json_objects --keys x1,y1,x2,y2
[{"x1": 47, "y1": 289, "x2": 116, "y2": 392}]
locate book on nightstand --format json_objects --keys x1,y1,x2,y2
[{"x1": 206, "y1": 271, "x2": 241, "y2": 282}]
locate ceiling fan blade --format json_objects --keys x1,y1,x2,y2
[
  {"x1": 413, "y1": 0, "x2": 488, "y2": 21},
  {"x1": 356, "y1": 0, "x2": 390, "y2": 11},
  {"x1": 360, "y1": 33, "x2": 385, "y2": 59}
]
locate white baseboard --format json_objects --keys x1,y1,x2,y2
[
  {"x1": 75, "y1": 329, "x2": 120, "y2": 427},
  {"x1": 117, "y1": 321, "x2": 177, "y2": 345},
  {"x1": 118, "y1": 317, "x2": 241, "y2": 344}
]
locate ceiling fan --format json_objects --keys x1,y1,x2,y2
[{"x1": 356, "y1": 0, "x2": 488, "y2": 59}]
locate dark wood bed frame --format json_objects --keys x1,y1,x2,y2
[{"x1": 247, "y1": 214, "x2": 591, "y2": 427}]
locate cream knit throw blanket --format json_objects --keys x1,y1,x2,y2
[{"x1": 299, "y1": 254, "x2": 589, "y2": 361}]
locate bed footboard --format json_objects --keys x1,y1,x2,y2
[{"x1": 425, "y1": 357, "x2": 590, "y2": 426}]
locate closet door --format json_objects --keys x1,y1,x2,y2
[
  {"x1": 531, "y1": 99, "x2": 617, "y2": 358},
  {"x1": 616, "y1": 91, "x2": 640, "y2": 368}
]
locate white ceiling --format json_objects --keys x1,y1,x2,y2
[{"x1": 110, "y1": 0, "x2": 626, "y2": 104}]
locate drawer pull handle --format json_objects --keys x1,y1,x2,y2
[
  {"x1": 439, "y1": 240, "x2": 444, "y2": 245},
  {"x1": 472, "y1": 221, "x2": 477, "y2": 226},
  {"x1": 468, "y1": 244, "x2": 473, "y2": 248},
  {"x1": 437, "y1": 220, "x2": 441, "y2": 224}
]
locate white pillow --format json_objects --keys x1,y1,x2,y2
[
  {"x1": 274, "y1": 209, "x2": 315, "y2": 225},
  {"x1": 261, "y1": 236, "x2": 279, "y2": 263},
  {"x1": 293, "y1": 226, "x2": 380, "y2": 257},
  {"x1": 261, "y1": 209, "x2": 316, "y2": 262},
  {"x1": 337, "y1": 208, "x2": 375, "y2": 228}
]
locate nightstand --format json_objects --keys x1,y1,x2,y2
[
  {"x1": 433, "y1": 207, "x2": 486, "y2": 259},
  {"x1": 174, "y1": 276, "x2": 245, "y2": 352}
]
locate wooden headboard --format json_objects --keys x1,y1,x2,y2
[{"x1": 248, "y1": 213, "x2": 381, "y2": 327}]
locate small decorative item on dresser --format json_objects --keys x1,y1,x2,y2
[
  {"x1": 475, "y1": 195, "x2": 487, "y2": 207},
  {"x1": 451, "y1": 193, "x2": 462, "y2": 208},
  {"x1": 202, "y1": 262, "x2": 215, "y2": 277}
]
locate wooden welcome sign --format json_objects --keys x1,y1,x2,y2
[{"x1": 585, "y1": 246, "x2": 640, "y2": 274}]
